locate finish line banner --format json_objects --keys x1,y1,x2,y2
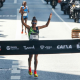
[{"x1": 0, "y1": 40, "x2": 80, "y2": 55}]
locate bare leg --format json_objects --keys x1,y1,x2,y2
[
  {"x1": 25, "y1": 18, "x2": 27, "y2": 34},
  {"x1": 22, "y1": 24, "x2": 23, "y2": 32},
  {"x1": 21, "y1": 17, "x2": 24, "y2": 33},
  {"x1": 28, "y1": 54, "x2": 33, "y2": 69},
  {"x1": 34, "y1": 54, "x2": 38, "y2": 71}
]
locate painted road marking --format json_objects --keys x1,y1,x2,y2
[
  {"x1": 14, "y1": 0, "x2": 17, "y2": 3},
  {"x1": 12, "y1": 65, "x2": 19, "y2": 68},
  {"x1": 11, "y1": 76, "x2": 20, "y2": 79},
  {"x1": 42, "y1": 0, "x2": 45, "y2": 3},
  {"x1": 52, "y1": 9, "x2": 72, "y2": 30},
  {"x1": 12, "y1": 61, "x2": 19, "y2": 64},
  {"x1": 11, "y1": 70, "x2": 20, "y2": 73},
  {"x1": 41, "y1": 0, "x2": 72, "y2": 30},
  {"x1": 11, "y1": 61, "x2": 21, "y2": 80}
]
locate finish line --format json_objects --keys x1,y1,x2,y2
[{"x1": 0, "y1": 40, "x2": 80, "y2": 55}]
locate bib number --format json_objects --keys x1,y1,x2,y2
[
  {"x1": 23, "y1": 12, "x2": 27, "y2": 16},
  {"x1": 30, "y1": 35, "x2": 38, "y2": 40}
]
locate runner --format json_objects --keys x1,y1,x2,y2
[
  {"x1": 19, "y1": 1, "x2": 29, "y2": 34},
  {"x1": 21, "y1": 10, "x2": 52, "y2": 77}
]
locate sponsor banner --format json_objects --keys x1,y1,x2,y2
[
  {"x1": 0, "y1": 40, "x2": 80, "y2": 55},
  {"x1": 0, "y1": 46, "x2": 1, "y2": 51}
]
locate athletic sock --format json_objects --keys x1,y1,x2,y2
[
  {"x1": 34, "y1": 70, "x2": 37, "y2": 74},
  {"x1": 29, "y1": 67, "x2": 31, "y2": 72}
]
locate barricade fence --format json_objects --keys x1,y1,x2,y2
[{"x1": 0, "y1": 40, "x2": 80, "y2": 55}]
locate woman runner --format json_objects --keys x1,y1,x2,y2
[
  {"x1": 19, "y1": 1, "x2": 29, "y2": 34},
  {"x1": 21, "y1": 10, "x2": 52, "y2": 77}
]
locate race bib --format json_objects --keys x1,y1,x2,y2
[
  {"x1": 30, "y1": 34, "x2": 39, "y2": 40},
  {"x1": 23, "y1": 12, "x2": 27, "y2": 16}
]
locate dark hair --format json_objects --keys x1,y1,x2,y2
[
  {"x1": 22, "y1": 1, "x2": 26, "y2": 6},
  {"x1": 32, "y1": 16, "x2": 37, "y2": 21}
]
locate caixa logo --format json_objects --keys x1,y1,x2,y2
[
  {"x1": 0, "y1": 46, "x2": 1, "y2": 51},
  {"x1": 57, "y1": 45, "x2": 72, "y2": 49},
  {"x1": 76, "y1": 43, "x2": 80, "y2": 50}
]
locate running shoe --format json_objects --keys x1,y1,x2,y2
[
  {"x1": 34, "y1": 70, "x2": 38, "y2": 77},
  {"x1": 25, "y1": 32, "x2": 27, "y2": 35},
  {"x1": 28, "y1": 71, "x2": 33, "y2": 75},
  {"x1": 28, "y1": 68, "x2": 33, "y2": 75},
  {"x1": 21, "y1": 31, "x2": 23, "y2": 34}
]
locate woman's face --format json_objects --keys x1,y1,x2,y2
[
  {"x1": 24, "y1": 2, "x2": 26, "y2": 6},
  {"x1": 32, "y1": 20, "x2": 37, "y2": 27}
]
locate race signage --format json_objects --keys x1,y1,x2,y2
[{"x1": 0, "y1": 40, "x2": 80, "y2": 55}]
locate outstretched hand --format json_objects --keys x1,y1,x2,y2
[{"x1": 49, "y1": 13, "x2": 52, "y2": 19}]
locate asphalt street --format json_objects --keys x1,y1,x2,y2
[
  {"x1": 0, "y1": 0, "x2": 78, "y2": 40},
  {"x1": 0, "y1": 0, "x2": 80, "y2": 80}
]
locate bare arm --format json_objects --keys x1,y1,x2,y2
[
  {"x1": 19, "y1": 7, "x2": 22, "y2": 13},
  {"x1": 38, "y1": 13, "x2": 52, "y2": 29},
  {"x1": 27, "y1": 6, "x2": 29, "y2": 13},
  {"x1": 28, "y1": 9, "x2": 29, "y2": 13},
  {"x1": 21, "y1": 9, "x2": 30, "y2": 30}
]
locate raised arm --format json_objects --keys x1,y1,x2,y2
[
  {"x1": 38, "y1": 13, "x2": 52, "y2": 29},
  {"x1": 21, "y1": 9, "x2": 30, "y2": 30}
]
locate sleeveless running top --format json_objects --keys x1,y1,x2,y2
[
  {"x1": 22, "y1": 6, "x2": 28, "y2": 16},
  {"x1": 22, "y1": 6, "x2": 28, "y2": 12},
  {"x1": 28, "y1": 27, "x2": 39, "y2": 40}
]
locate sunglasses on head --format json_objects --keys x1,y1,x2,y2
[{"x1": 32, "y1": 22, "x2": 37, "y2": 24}]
